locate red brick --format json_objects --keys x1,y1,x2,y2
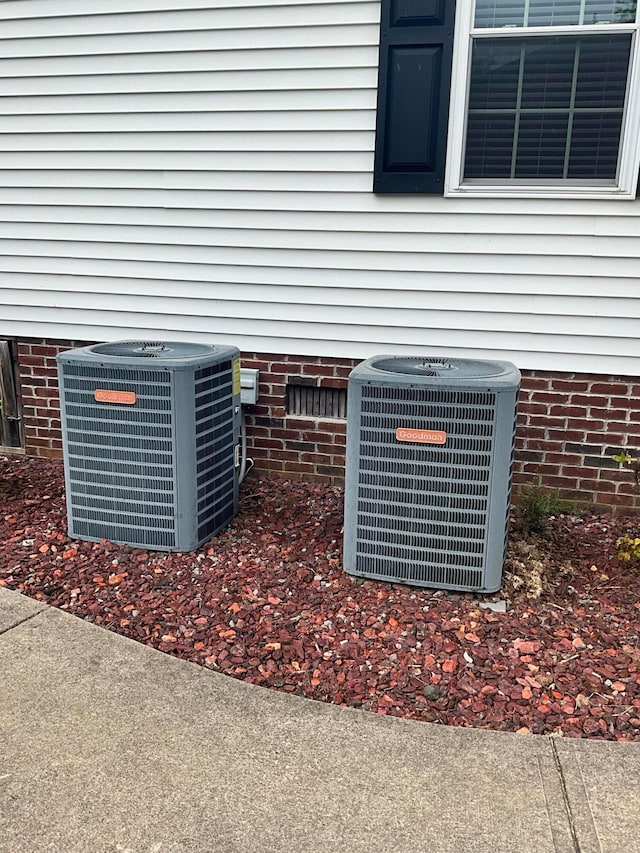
[
  {"x1": 569, "y1": 395, "x2": 609, "y2": 407},
  {"x1": 522, "y1": 463, "x2": 562, "y2": 476},
  {"x1": 301, "y1": 453, "x2": 332, "y2": 464},
  {"x1": 318, "y1": 420, "x2": 346, "y2": 433},
  {"x1": 590, "y1": 382, "x2": 631, "y2": 395},
  {"x1": 18, "y1": 355, "x2": 44, "y2": 367},
  {"x1": 334, "y1": 366, "x2": 355, "y2": 378},
  {"x1": 269, "y1": 449, "x2": 301, "y2": 462},
  {"x1": 302, "y1": 431, "x2": 333, "y2": 442},
  {"x1": 548, "y1": 429, "x2": 586, "y2": 442},
  {"x1": 316, "y1": 355, "x2": 357, "y2": 368},
  {"x1": 245, "y1": 426, "x2": 270, "y2": 438},
  {"x1": 561, "y1": 466, "x2": 599, "y2": 478},
  {"x1": 281, "y1": 462, "x2": 315, "y2": 474},
  {"x1": 31, "y1": 447, "x2": 63, "y2": 460},
  {"x1": 585, "y1": 432, "x2": 625, "y2": 444},
  {"x1": 512, "y1": 472, "x2": 539, "y2": 486},
  {"x1": 519, "y1": 377, "x2": 551, "y2": 391},
  {"x1": 601, "y1": 492, "x2": 635, "y2": 507},
  {"x1": 259, "y1": 376, "x2": 284, "y2": 391},
  {"x1": 523, "y1": 439, "x2": 564, "y2": 452},
  {"x1": 618, "y1": 482, "x2": 640, "y2": 495},
  {"x1": 316, "y1": 443, "x2": 338, "y2": 455},
  {"x1": 574, "y1": 479, "x2": 599, "y2": 492},
  {"x1": 301, "y1": 365, "x2": 334, "y2": 377},
  {"x1": 566, "y1": 418, "x2": 606, "y2": 431},
  {"x1": 541, "y1": 476, "x2": 575, "y2": 488},
  {"x1": 608, "y1": 469, "x2": 636, "y2": 483},
  {"x1": 287, "y1": 440, "x2": 316, "y2": 452},
  {"x1": 545, "y1": 452, "x2": 580, "y2": 465},
  {"x1": 284, "y1": 417, "x2": 318, "y2": 429},
  {"x1": 590, "y1": 408, "x2": 629, "y2": 420},
  {"x1": 517, "y1": 403, "x2": 549, "y2": 415},
  {"x1": 258, "y1": 393, "x2": 282, "y2": 405},
  {"x1": 248, "y1": 352, "x2": 283, "y2": 361},
  {"x1": 516, "y1": 426, "x2": 547, "y2": 440},
  {"x1": 258, "y1": 459, "x2": 284, "y2": 472},
  {"x1": 26, "y1": 437, "x2": 54, "y2": 448},
  {"x1": 557, "y1": 488, "x2": 599, "y2": 503},
  {"x1": 30, "y1": 345, "x2": 59, "y2": 357},
  {"x1": 270, "y1": 362, "x2": 301, "y2": 374},
  {"x1": 317, "y1": 465, "x2": 344, "y2": 477},
  {"x1": 606, "y1": 422, "x2": 640, "y2": 435},
  {"x1": 587, "y1": 479, "x2": 615, "y2": 492},
  {"x1": 270, "y1": 428, "x2": 302, "y2": 440},
  {"x1": 252, "y1": 438, "x2": 284, "y2": 450},
  {"x1": 610, "y1": 397, "x2": 637, "y2": 409},
  {"x1": 550, "y1": 380, "x2": 590, "y2": 392},
  {"x1": 525, "y1": 392, "x2": 569, "y2": 404},
  {"x1": 549, "y1": 406, "x2": 588, "y2": 418},
  {"x1": 526, "y1": 415, "x2": 568, "y2": 429},
  {"x1": 285, "y1": 355, "x2": 320, "y2": 364},
  {"x1": 318, "y1": 378, "x2": 348, "y2": 389}
]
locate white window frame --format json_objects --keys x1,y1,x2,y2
[{"x1": 445, "y1": 2, "x2": 640, "y2": 199}]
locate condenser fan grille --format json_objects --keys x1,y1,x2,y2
[
  {"x1": 61, "y1": 362, "x2": 177, "y2": 549},
  {"x1": 90, "y1": 341, "x2": 216, "y2": 359},
  {"x1": 194, "y1": 361, "x2": 236, "y2": 542},
  {"x1": 353, "y1": 385, "x2": 495, "y2": 584},
  {"x1": 370, "y1": 355, "x2": 508, "y2": 379}
]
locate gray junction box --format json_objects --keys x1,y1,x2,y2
[
  {"x1": 57, "y1": 341, "x2": 241, "y2": 552},
  {"x1": 343, "y1": 355, "x2": 521, "y2": 593}
]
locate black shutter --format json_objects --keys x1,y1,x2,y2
[{"x1": 373, "y1": 0, "x2": 456, "y2": 194}]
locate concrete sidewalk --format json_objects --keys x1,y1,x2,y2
[{"x1": 1, "y1": 587, "x2": 639, "y2": 853}]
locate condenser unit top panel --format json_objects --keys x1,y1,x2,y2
[
  {"x1": 58, "y1": 340, "x2": 239, "y2": 370},
  {"x1": 351, "y1": 355, "x2": 520, "y2": 389}
]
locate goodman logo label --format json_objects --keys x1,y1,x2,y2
[
  {"x1": 94, "y1": 389, "x2": 137, "y2": 405},
  {"x1": 395, "y1": 428, "x2": 447, "y2": 445}
]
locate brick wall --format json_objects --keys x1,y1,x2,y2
[
  {"x1": 241, "y1": 353, "x2": 359, "y2": 484},
  {"x1": 13, "y1": 337, "x2": 640, "y2": 514},
  {"x1": 513, "y1": 373, "x2": 640, "y2": 513},
  {"x1": 17, "y1": 339, "x2": 76, "y2": 458}
]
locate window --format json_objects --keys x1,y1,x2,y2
[{"x1": 373, "y1": 1, "x2": 640, "y2": 199}]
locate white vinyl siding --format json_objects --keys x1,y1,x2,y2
[{"x1": 0, "y1": 0, "x2": 639, "y2": 374}]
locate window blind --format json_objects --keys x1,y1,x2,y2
[
  {"x1": 475, "y1": 0, "x2": 637, "y2": 28},
  {"x1": 464, "y1": 33, "x2": 631, "y2": 180}
]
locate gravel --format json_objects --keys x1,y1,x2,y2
[{"x1": 2, "y1": 455, "x2": 639, "y2": 741}]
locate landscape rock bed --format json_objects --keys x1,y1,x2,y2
[{"x1": 2, "y1": 455, "x2": 639, "y2": 741}]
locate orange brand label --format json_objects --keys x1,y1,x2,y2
[
  {"x1": 396, "y1": 428, "x2": 447, "y2": 444},
  {"x1": 94, "y1": 389, "x2": 137, "y2": 405}
]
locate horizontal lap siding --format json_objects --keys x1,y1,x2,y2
[{"x1": 0, "y1": 0, "x2": 639, "y2": 375}]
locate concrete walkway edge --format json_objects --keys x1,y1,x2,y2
[{"x1": 1, "y1": 587, "x2": 639, "y2": 853}]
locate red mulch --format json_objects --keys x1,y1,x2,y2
[{"x1": 2, "y1": 455, "x2": 639, "y2": 741}]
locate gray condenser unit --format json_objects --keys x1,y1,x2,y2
[
  {"x1": 344, "y1": 356, "x2": 521, "y2": 593},
  {"x1": 57, "y1": 341, "x2": 241, "y2": 552}
]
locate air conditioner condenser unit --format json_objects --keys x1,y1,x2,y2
[
  {"x1": 343, "y1": 355, "x2": 521, "y2": 593},
  {"x1": 57, "y1": 341, "x2": 241, "y2": 552}
]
